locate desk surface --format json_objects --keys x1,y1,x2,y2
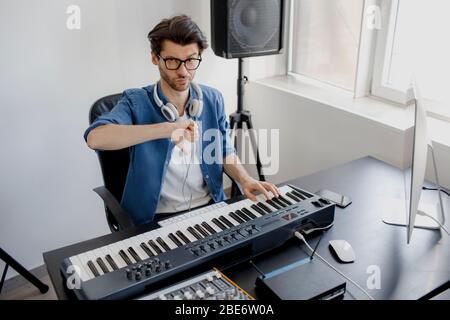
[{"x1": 43, "y1": 156, "x2": 450, "y2": 300}]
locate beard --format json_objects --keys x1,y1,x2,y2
[{"x1": 159, "y1": 69, "x2": 192, "y2": 92}]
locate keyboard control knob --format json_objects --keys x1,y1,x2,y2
[
  {"x1": 145, "y1": 268, "x2": 152, "y2": 276},
  {"x1": 196, "y1": 290, "x2": 205, "y2": 299},
  {"x1": 164, "y1": 261, "x2": 172, "y2": 269},
  {"x1": 135, "y1": 272, "x2": 142, "y2": 281},
  {"x1": 126, "y1": 269, "x2": 132, "y2": 280}
]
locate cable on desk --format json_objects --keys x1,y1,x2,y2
[
  {"x1": 422, "y1": 186, "x2": 450, "y2": 198},
  {"x1": 294, "y1": 231, "x2": 375, "y2": 300}
]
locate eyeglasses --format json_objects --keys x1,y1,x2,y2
[{"x1": 157, "y1": 54, "x2": 202, "y2": 71}]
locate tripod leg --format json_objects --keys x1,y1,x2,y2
[
  {"x1": 244, "y1": 118, "x2": 266, "y2": 182},
  {"x1": 0, "y1": 264, "x2": 9, "y2": 294},
  {"x1": 0, "y1": 248, "x2": 49, "y2": 294}
]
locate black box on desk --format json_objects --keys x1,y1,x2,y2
[{"x1": 255, "y1": 258, "x2": 346, "y2": 300}]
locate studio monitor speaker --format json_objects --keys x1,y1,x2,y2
[{"x1": 211, "y1": 0, "x2": 284, "y2": 59}]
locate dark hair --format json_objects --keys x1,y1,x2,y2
[{"x1": 147, "y1": 15, "x2": 208, "y2": 55}]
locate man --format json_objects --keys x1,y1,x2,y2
[{"x1": 84, "y1": 15, "x2": 279, "y2": 225}]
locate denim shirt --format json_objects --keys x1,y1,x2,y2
[{"x1": 84, "y1": 83, "x2": 236, "y2": 225}]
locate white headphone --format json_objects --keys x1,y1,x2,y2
[{"x1": 153, "y1": 81, "x2": 203, "y2": 122}]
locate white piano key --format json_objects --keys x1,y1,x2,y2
[
  {"x1": 135, "y1": 234, "x2": 157, "y2": 257},
  {"x1": 173, "y1": 222, "x2": 197, "y2": 242},
  {"x1": 241, "y1": 199, "x2": 264, "y2": 217},
  {"x1": 158, "y1": 225, "x2": 183, "y2": 249},
  {"x1": 77, "y1": 253, "x2": 96, "y2": 279}
]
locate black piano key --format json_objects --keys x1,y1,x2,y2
[
  {"x1": 292, "y1": 187, "x2": 314, "y2": 199},
  {"x1": 119, "y1": 249, "x2": 133, "y2": 265},
  {"x1": 140, "y1": 243, "x2": 154, "y2": 257},
  {"x1": 187, "y1": 226, "x2": 203, "y2": 240},
  {"x1": 257, "y1": 202, "x2": 273, "y2": 213},
  {"x1": 229, "y1": 211, "x2": 245, "y2": 224},
  {"x1": 212, "y1": 218, "x2": 228, "y2": 231},
  {"x1": 87, "y1": 260, "x2": 100, "y2": 277},
  {"x1": 272, "y1": 197, "x2": 287, "y2": 208},
  {"x1": 201, "y1": 222, "x2": 217, "y2": 235},
  {"x1": 168, "y1": 233, "x2": 184, "y2": 247},
  {"x1": 105, "y1": 254, "x2": 119, "y2": 271},
  {"x1": 235, "y1": 210, "x2": 251, "y2": 222},
  {"x1": 96, "y1": 257, "x2": 110, "y2": 274},
  {"x1": 194, "y1": 224, "x2": 210, "y2": 237},
  {"x1": 241, "y1": 208, "x2": 257, "y2": 219},
  {"x1": 286, "y1": 192, "x2": 301, "y2": 202},
  {"x1": 156, "y1": 237, "x2": 171, "y2": 252},
  {"x1": 266, "y1": 199, "x2": 281, "y2": 210},
  {"x1": 127, "y1": 247, "x2": 142, "y2": 262},
  {"x1": 292, "y1": 190, "x2": 307, "y2": 200},
  {"x1": 251, "y1": 204, "x2": 266, "y2": 216},
  {"x1": 176, "y1": 230, "x2": 191, "y2": 244},
  {"x1": 219, "y1": 216, "x2": 235, "y2": 228},
  {"x1": 148, "y1": 239, "x2": 163, "y2": 254},
  {"x1": 278, "y1": 195, "x2": 293, "y2": 206}
]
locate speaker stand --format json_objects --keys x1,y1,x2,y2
[
  {"x1": 0, "y1": 247, "x2": 49, "y2": 294},
  {"x1": 229, "y1": 58, "x2": 265, "y2": 196}
]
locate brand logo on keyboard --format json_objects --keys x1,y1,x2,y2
[{"x1": 281, "y1": 213, "x2": 298, "y2": 221}]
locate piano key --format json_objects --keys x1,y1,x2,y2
[
  {"x1": 129, "y1": 237, "x2": 150, "y2": 260},
  {"x1": 291, "y1": 190, "x2": 306, "y2": 200},
  {"x1": 272, "y1": 197, "x2": 287, "y2": 208},
  {"x1": 91, "y1": 248, "x2": 110, "y2": 274},
  {"x1": 104, "y1": 254, "x2": 119, "y2": 271},
  {"x1": 139, "y1": 242, "x2": 155, "y2": 258},
  {"x1": 77, "y1": 253, "x2": 96, "y2": 280},
  {"x1": 228, "y1": 211, "x2": 245, "y2": 224},
  {"x1": 201, "y1": 221, "x2": 217, "y2": 235},
  {"x1": 219, "y1": 216, "x2": 235, "y2": 228},
  {"x1": 106, "y1": 243, "x2": 127, "y2": 269},
  {"x1": 256, "y1": 202, "x2": 272, "y2": 214},
  {"x1": 96, "y1": 257, "x2": 110, "y2": 274},
  {"x1": 86, "y1": 251, "x2": 104, "y2": 276},
  {"x1": 127, "y1": 246, "x2": 142, "y2": 263},
  {"x1": 156, "y1": 237, "x2": 172, "y2": 252},
  {"x1": 187, "y1": 226, "x2": 203, "y2": 240},
  {"x1": 241, "y1": 207, "x2": 257, "y2": 219},
  {"x1": 148, "y1": 239, "x2": 163, "y2": 254},
  {"x1": 69, "y1": 255, "x2": 90, "y2": 282},
  {"x1": 267, "y1": 199, "x2": 282, "y2": 210},
  {"x1": 138, "y1": 231, "x2": 163, "y2": 253},
  {"x1": 168, "y1": 233, "x2": 184, "y2": 247},
  {"x1": 241, "y1": 200, "x2": 264, "y2": 217},
  {"x1": 286, "y1": 192, "x2": 301, "y2": 202},
  {"x1": 199, "y1": 212, "x2": 223, "y2": 233},
  {"x1": 278, "y1": 194, "x2": 293, "y2": 206},
  {"x1": 211, "y1": 218, "x2": 228, "y2": 231},
  {"x1": 175, "y1": 230, "x2": 191, "y2": 244},
  {"x1": 119, "y1": 249, "x2": 133, "y2": 265},
  {"x1": 194, "y1": 224, "x2": 210, "y2": 237},
  {"x1": 173, "y1": 222, "x2": 197, "y2": 243},
  {"x1": 158, "y1": 225, "x2": 182, "y2": 250},
  {"x1": 235, "y1": 209, "x2": 251, "y2": 222},
  {"x1": 87, "y1": 260, "x2": 100, "y2": 277}
]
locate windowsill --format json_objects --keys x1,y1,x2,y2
[{"x1": 252, "y1": 75, "x2": 450, "y2": 150}]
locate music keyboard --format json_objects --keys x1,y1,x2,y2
[{"x1": 60, "y1": 184, "x2": 335, "y2": 300}]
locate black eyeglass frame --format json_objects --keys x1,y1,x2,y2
[{"x1": 157, "y1": 54, "x2": 202, "y2": 71}]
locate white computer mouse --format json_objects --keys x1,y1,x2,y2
[{"x1": 329, "y1": 240, "x2": 355, "y2": 263}]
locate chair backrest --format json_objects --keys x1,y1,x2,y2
[{"x1": 89, "y1": 94, "x2": 129, "y2": 206}]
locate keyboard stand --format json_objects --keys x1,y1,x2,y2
[{"x1": 0, "y1": 247, "x2": 49, "y2": 294}]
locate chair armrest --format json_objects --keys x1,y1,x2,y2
[{"x1": 93, "y1": 186, "x2": 134, "y2": 230}]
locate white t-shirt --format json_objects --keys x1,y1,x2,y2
[{"x1": 155, "y1": 117, "x2": 211, "y2": 214}]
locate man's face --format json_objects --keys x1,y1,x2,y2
[{"x1": 152, "y1": 40, "x2": 201, "y2": 92}]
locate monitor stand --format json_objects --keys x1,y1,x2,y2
[{"x1": 382, "y1": 144, "x2": 446, "y2": 230}]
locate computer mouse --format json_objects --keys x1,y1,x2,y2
[{"x1": 329, "y1": 240, "x2": 355, "y2": 263}]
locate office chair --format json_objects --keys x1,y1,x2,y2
[{"x1": 89, "y1": 93, "x2": 243, "y2": 233}]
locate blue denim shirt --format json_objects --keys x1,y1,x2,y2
[{"x1": 84, "y1": 83, "x2": 235, "y2": 225}]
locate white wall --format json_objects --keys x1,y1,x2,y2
[{"x1": 0, "y1": 0, "x2": 236, "y2": 280}]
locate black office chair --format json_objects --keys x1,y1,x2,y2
[{"x1": 89, "y1": 94, "x2": 243, "y2": 233}]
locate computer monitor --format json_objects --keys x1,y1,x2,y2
[{"x1": 382, "y1": 82, "x2": 446, "y2": 244}]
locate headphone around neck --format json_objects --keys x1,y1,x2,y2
[{"x1": 153, "y1": 81, "x2": 203, "y2": 122}]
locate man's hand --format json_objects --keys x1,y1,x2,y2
[
  {"x1": 240, "y1": 176, "x2": 280, "y2": 202},
  {"x1": 171, "y1": 119, "x2": 199, "y2": 151}
]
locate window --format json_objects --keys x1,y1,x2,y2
[
  {"x1": 372, "y1": 0, "x2": 450, "y2": 115},
  {"x1": 290, "y1": 0, "x2": 364, "y2": 91}
]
